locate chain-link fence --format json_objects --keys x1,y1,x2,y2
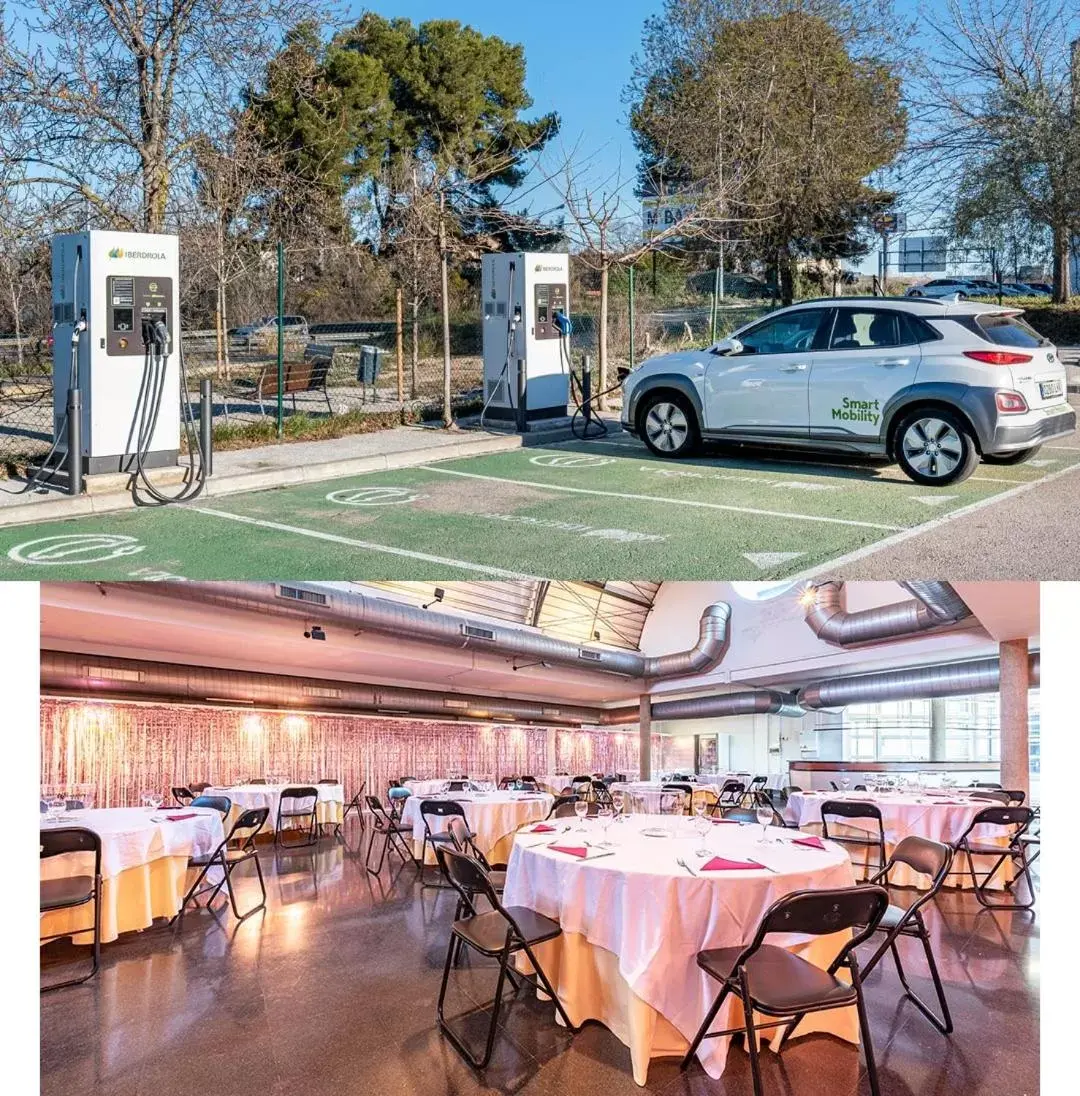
[{"x1": 0, "y1": 254, "x2": 787, "y2": 472}]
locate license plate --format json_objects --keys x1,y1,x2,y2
[{"x1": 1039, "y1": 379, "x2": 1063, "y2": 399}]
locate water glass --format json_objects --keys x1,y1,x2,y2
[
  {"x1": 46, "y1": 794, "x2": 66, "y2": 822},
  {"x1": 693, "y1": 801, "x2": 711, "y2": 856},
  {"x1": 597, "y1": 805, "x2": 613, "y2": 844},
  {"x1": 840, "y1": 778, "x2": 850, "y2": 792},
  {"x1": 756, "y1": 805, "x2": 773, "y2": 843},
  {"x1": 573, "y1": 799, "x2": 589, "y2": 829}
]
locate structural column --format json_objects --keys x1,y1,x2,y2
[
  {"x1": 929, "y1": 697, "x2": 948, "y2": 761},
  {"x1": 638, "y1": 695, "x2": 652, "y2": 780},
  {"x1": 547, "y1": 726, "x2": 558, "y2": 776},
  {"x1": 998, "y1": 639, "x2": 1030, "y2": 796}
]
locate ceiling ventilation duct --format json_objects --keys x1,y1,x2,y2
[
  {"x1": 597, "y1": 688, "x2": 803, "y2": 725},
  {"x1": 803, "y1": 581, "x2": 972, "y2": 647},
  {"x1": 107, "y1": 582, "x2": 732, "y2": 681},
  {"x1": 798, "y1": 652, "x2": 1040, "y2": 709}
]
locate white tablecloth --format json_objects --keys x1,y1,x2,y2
[
  {"x1": 400, "y1": 791, "x2": 553, "y2": 863},
  {"x1": 40, "y1": 806, "x2": 224, "y2": 881},
  {"x1": 503, "y1": 814, "x2": 857, "y2": 1082},
  {"x1": 205, "y1": 783, "x2": 343, "y2": 831},
  {"x1": 403, "y1": 778, "x2": 456, "y2": 797}
]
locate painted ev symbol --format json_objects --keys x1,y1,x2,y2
[
  {"x1": 7, "y1": 533, "x2": 146, "y2": 565},
  {"x1": 529, "y1": 453, "x2": 615, "y2": 469},
  {"x1": 325, "y1": 486, "x2": 426, "y2": 506}
]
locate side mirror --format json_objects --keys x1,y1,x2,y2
[{"x1": 712, "y1": 336, "x2": 742, "y2": 356}]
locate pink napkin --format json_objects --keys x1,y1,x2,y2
[
  {"x1": 548, "y1": 845, "x2": 588, "y2": 859},
  {"x1": 710, "y1": 818, "x2": 739, "y2": 824},
  {"x1": 701, "y1": 856, "x2": 763, "y2": 871},
  {"x1": 161, "y1": 812, "x2": 197, "y2": 822},
  {"x1": 792, "y1": 836, "x2": 825, "y2": 850},
  {"x1": 526, "y1": 823, "x2": 556, "y2": 833}
]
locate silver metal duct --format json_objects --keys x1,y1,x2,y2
[
  {"x1": 39, "y1": 651, "x2": 605, "y2": 727},
  {"x1": 108, "y1": 582, "x2": 731, "y2": 682},
  {"x1": 597, "y1": 689, "x2": 803, "y2": 725},
  {"x1": 798, "y1": 652, "x2": 1041, "y2": 709},
  {"x1": 803, "y1": 580, "x2": 972, "y2": 647}
]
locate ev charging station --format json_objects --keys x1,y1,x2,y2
[
  {"x1": 47, "y1": 230, "x2": 207, "y2": 501},
  {"x1": 481, "y1": 252, "x2": 571, "y2": 426}
]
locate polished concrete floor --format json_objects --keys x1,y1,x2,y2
[{"x1": 41, "y1": 821, "x2": 1039, "y2": 1096}]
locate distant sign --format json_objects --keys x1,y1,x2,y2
[
  {"x1": 642, "y1": 196, "x2": 698, "y2": 241},
  {"x1": 899, "y1": 236, "x2": 948, "y2": 274},
  {"x1": 872, "y1": 211, "x2": 907, "y2": 235}
]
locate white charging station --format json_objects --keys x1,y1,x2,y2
[
  {"x1": 481, "y1": 252, "x2": 570, "y2": 423},
  {"x1": 51, "y1": 230, "x2": 181, "y2": 475}
]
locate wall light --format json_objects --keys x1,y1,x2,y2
[{"x1": 730, "y1": 581, "x2": 800, "y2": 602}]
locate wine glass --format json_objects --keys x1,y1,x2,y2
[
  {"x1": 597, "y1": 805, "x2": 613, "y2": 845},
  {"x1": 840, "y1": 778, "x2": 850, "y2": 792},
  {"x1": 756, "y1": 804, "x2": 773, "y2": 843},
  {"x1": 573, "y1": 799, "x2": 589, "y2": 830},
  {"x1": 612, "y1": 790, "x2": 626, "y2": 821},
  {"x1": 46, "y1": 794, "x2": 66, "y2": 823},
  {"x1": 693, "y1": 799, "x2": 711, "y2": 856}
]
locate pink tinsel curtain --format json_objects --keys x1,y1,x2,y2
[{"x1": 40, "y1": 699, "x2": 650, "y2": 807}]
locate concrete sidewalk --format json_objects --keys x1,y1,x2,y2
[{"x1": 0, "y1": 422, "x2": 571, "y2": 529}]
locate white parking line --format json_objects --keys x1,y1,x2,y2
[
  {"x1": 418, "y1": 467, "x2": 906, "y2": 531},
  {"x1": 190, "y1": 508, "x2": 539, "y2": 578},
  {"x1": 787, "y1": 459, "x2": 1080, "y2": 579}
]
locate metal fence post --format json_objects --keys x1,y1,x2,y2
[
  {"x1": 711, "y1": 264, "x2": 721, "y2": 343},
  {"x1": 396, "y1": 286, "x2": 404, "y2": 409},
  {"x1": 276, "y1": 240, "x2": 284, "y2": 438},
  {"x1": 582, "y1": 354, "x2": 592, "y2": 429},
  {"x1": 628, "y1": 265, "x2": 636, "y2": 369},
  {"x1": 200, "y1": 378, "x2": 213, "y2": 477}
]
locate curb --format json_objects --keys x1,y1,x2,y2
[{"x1": 0, "y1": 427, "x2": 560, "y2": 530}]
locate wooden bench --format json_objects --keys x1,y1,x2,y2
[{"x1": 244, "y1": 343, "x2": 335, "y2": 415}]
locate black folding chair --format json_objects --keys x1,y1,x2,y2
[
  {"x1": 591, "y1": 780, "x2": 614, "y2": 808},
  {"x1": 518, "y1": 776, "x2": 540, "y2": 792},
  {"x1": 173, "y1": 807, "x2": 270, "y2": 923},
  {"x1": 954, "y1": 805, "x2": 1036, "y2": 910},
  {"x1": 969, "y1": 790, "x2": 1010, "y2": 805},
  {"x1": 681, "y1": 885, "x2": 889, "y2": 1096},
  {"x1": 859, "y1": 836, "x2": 954, "y2": 1034},
  {"x1": 189, "y1": 782, "x2": 211, "y2": 794},
  {"x1": 248, "y1": 778, "x2": 268, "y2": 785},
  {"x1": 171, "y1": 786, "x2": 194, "y2": 807},
  {"x1": 971, "y1": 781, "x2": 1003, "y2": 789},
  {"x1": 820, "y1": 799, "x2": 887, "y2": 880},
  {"x1": 40, "y1": 827, "x2": 102, "y2": 991},
  {"x1": 341, "y1": 780, "x2": 367, "y2": 834},
  {"x1": 364, "y1": 795, "x2": 416, "y2": 876},
  {"x1": 546, "y1": 794, "x2": 579, "y2": 820},
  {"x1": 717, "y1": 780, "x2": 745, "y2": 809},
  {"x1": 190, "y1": 794, "x2": 231, "y2": 818},
  {"x1": 746, "y1": 790, "x2": 789, "y2": 827},
  {"x1": 275, "y1": 786, "x2": 319, "y2": 847},
  {"x1": 741, "y1": 776, "x2": 767, "y2": 805},
  {"x1": 444, "y1": 816, "x2": 506, "y2": 915},
  {"x1": 663, "y1": 782, "x2": 694, "y2": 814},
  {"x1": 419, "y1": 800, "x2": 474, "y2": 888},
  {"x1": 829, "y1": 781, "x2": 839, "y2": 791},
  {"x1": 720, "y1": 806, "x2": 780, "y2": 826},
  {"x1": 1003, "y1": 789, "x2": 1026, "y2": 806},
  {"x1": 435, "y1": 847, "x2": 579, "y2": 1069}
]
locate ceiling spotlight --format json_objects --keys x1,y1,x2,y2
[
  {"x1": 304, "y1": 625, "x2": 327, "y2": 641},
  {"x1": 423, "y1": 587, "x2": 446, "y2": 610}
]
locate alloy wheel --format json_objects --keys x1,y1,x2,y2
[
  {"x1": 902, "y1": 417, "x2": 964, "y2": 479},
  {"x1": 644, "y1": 401, "x2": 689, "y2": 453}
]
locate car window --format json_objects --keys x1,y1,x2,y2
[
  {"x1": 827, "y1": 309, "x2": 901, "y2": 350},
  {"x1": 736, "y1": 309, "x2": 826, "y2": 355},
  {"x1": 975, "y1": 314, "x2": 1047, "y2": 348},
  {"x1": 899, "y1": 313, "x2": 942, "y2": 344}
]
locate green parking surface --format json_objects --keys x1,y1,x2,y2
[{"x1": 2, "y1": 434, "x2": 1079, "y2": 579}]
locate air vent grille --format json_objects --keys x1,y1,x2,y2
[
  {"x1": 443, "y1": 699, "x2": 470, "y2": 710},
  {"x1": 84, "y1": 665, "x2": 143, "y2": 682},
  {"x1": 302, "y1": 685, "x2": 341, "y2": 699},
  {"x1": 462, "y1": 624, "x2": 496, "y2": 641},
  {"x1": 277, "y1": 585, "x2": 328, "y2": 606},
  {"x1": 578, "y1": 649, "x2": 603, "y2": 662}
]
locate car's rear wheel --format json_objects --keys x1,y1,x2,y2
[
  {"x1": 638, "y1": 391, "x2": 701, "y2": 459},
  {"x1": 982, "y1": 446, "x2": 1041, "y2": 465},
  {"x1": 894, "y1": 408, "x2": 980, "y2": 486}
]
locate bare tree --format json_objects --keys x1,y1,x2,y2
[
  {"x1": 0, "y1": 1, "x2": 327, "y2": 231},
  {"x1": 545, "y1": 144, "x2": 736, "y2": 405},
  {"x1": 908, "y1": 0, "x2": 1080, "y2": 300}
]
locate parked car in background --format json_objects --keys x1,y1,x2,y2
[
  {"x1": 1001, "y1": 283, "x2": 1051, "y2": 299},
  {"x1": 233, "y1": 315, "x2": 310, "y2": 345},
  {"x1": 620, "y1": 295, "x2": 1074, "y2": 486},
  {"x1": 905, "y1": 278, "x2": 984, "y2": 299},
  {"x1": 686, "y1": 271, "x2": 777, "y2": 299}
]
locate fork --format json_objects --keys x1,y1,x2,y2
[{"x1": 676, "y1": 857, "x2": 697, "y2": 877}]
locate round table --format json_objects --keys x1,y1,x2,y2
[
  {"x1": 40, "y1": 806, "x2": 224, "y2": 943},
  {"x1": 610, "y1": 780, "x2": 727, "y2": 813},
  {"x1": 204, "y1": 783, "x2": 343, "y2": 835},
  {"x1": 785, "y1": 790, "x2": 1012, "y2": 889},
  {"x1": 503, "y1": 813, "x2": 857, "y2": 1084},
  {"x1": 403, "y1": 778, "x2": 457, "y2": 797},
  {"x1": 400, "y1": 790, "x2": 553, "y2": 865}
]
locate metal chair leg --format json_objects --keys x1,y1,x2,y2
[
  {"x1": 852, "y1": 958, "x2": 882, "y2": 1096},
  {"x1": 739, "y1": 969, "x2": 765, "y2": 1096},
  {"x1": 681, "y1": 982, "x2": 732, "y2": 1069}
]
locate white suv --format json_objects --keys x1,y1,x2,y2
[{"x1": 620, "y1": 297, "x2": 1074, "y2": 486}]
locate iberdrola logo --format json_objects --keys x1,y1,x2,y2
[{"x1": 108, "y1": 247, "x2": 124, "y2": 258}]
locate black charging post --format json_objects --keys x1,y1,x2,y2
[
  {"x1": 199, "y1": 378, "x2": 213, "y2": 477},
  {"x1": 515, "y1": 357, "x2": 528, "y2": 433}
]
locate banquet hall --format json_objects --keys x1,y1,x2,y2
[{"x1": 38, "y1": 579, "x2": 1040, "y2": 1096}]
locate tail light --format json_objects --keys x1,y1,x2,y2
[
  {"x1": 995, "y1": 391, "x2": 1028, "y2": 414},
  {"x1": 964, "y1": 350, "x2": 1033, "y2": 365}
]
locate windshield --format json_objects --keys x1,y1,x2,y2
[{"x1": 976, "y1": 314, "x2": 1047, "y2": 348}]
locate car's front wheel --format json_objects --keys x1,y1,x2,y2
[
  {"x1": 638, "y1": 391, "x2": 701, "y2": 459},
  {"x1": 982, "y1": 446, "x2": 1041, "y2": 465},
  {"x1": 894, "y1": 408, "x2": 980, "y2": 486}
]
